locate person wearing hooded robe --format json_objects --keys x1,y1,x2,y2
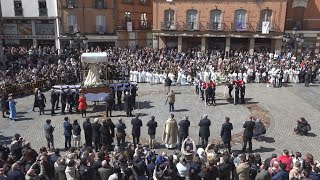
[{"x1": 163, "y1": 114, "x2": 178, "y2": 149}]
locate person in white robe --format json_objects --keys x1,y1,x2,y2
[{"x1": 168, "y1": 73, "x2": 176, "y2": 85}]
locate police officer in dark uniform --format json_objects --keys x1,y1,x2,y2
[
  {"x1": 67, "y1": 90, "x2": 74, "y2": 114},
  {"x1": 279, "y1": 68, "x2": 284, "y2": 87},
  {"x1": 50, "y1": 90, "x2": 57, "y2": 116},
  {"x1": 116, "y1": 88, "x2": 122, "y2": 110},
  {"x1": 234, "y1": 82, "x2": 240, "y2": 105},
  {"x1": 123, "y1": 91, "x2": 133, "y2": 117},
  {"x1": 74, "y1": 89, "x2": 80, "y2": 113},
  {"x1": 55, "y1": 91, "x2": 60, "y2": 110},
  {"x1": 130, "y1": 85, "x2": 137, "y2": 109},
  {"x1": 61, "y1": 90, "x2": 67, "y2": 115}
]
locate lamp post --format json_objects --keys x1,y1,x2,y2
[
  {"x1": 69, "y1": 31, "x2": 88, "y2": 84},
  {"x1": 282, "y1": 27, "x2": 304, "y2": 57}
]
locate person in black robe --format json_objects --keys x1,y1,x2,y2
[
  {"x1": 61, "y1": 90, "x2": 67, "y2": 115},
  {"x1": 50, "y1": 90, "x2": 57, "y2": 116},
  {"x1": 240, "y1": 83, "x2": 246, "y2": 104},
  {"x1": 33, "y1": 89, "x2": 39, "y2": 112},
  {"x1": 123, "y1": 92, "x2": 133, "y2": 117},
  {"x1": 38, "y1": 91, "x2": 46, "y2": 115}
]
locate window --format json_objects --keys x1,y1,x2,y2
[
  {"x1": 140, "y1": 0, "x2": 148, "y2": 5},
  {"x1": 96, "y1": 15, "x2": 105, "y2": 34},
  {"x1": 186, "y1": 9, "x2": 198, "y2": 30},
  {"x1": 234, "y1": 9, "x2": 246, "y2": 30},
  {"x1": 38, "y1": 1, "x2": 47, "y2": 16},
  {"x1": 14, "y1": 1, "x2": 23, "y2": 16},
  {"x1": 66, "y1": 0, "x2": 75, "y2": 8},
  {"x1": 123, "y1": 0, "x2": 133, "y2": 4},
  {"x1": 210, "y1": 10, "x2": 222, "y2": 30},
  {"x1": 141, "y1": 13, "x2": 147, "y2": 26},
  {"x1": 260, "y1": 9, "x2": 272, "y2": 22},
  {"x1": 125, "y1": 12, "x2": 131, "y2": 22},
  {"x1": 67, "y1": 14, "x2": 77, "y2": 33},
  {"x1": 95, "y1": 0, "x2": 104, "y2": 8},
  {"x1": 164, "y1": 9, "x2": 174, "y2": 25}
]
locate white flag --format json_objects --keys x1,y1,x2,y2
[
  {"x1": 127, "y1": 22, "x2": 132, "y2": 32},
  {"x1": 262, "y1": 21, "x2": 270, "y2": 34}
]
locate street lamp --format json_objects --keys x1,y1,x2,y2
[{"x1": 282, "y1": 27, "x2": 304, "y2": 56}]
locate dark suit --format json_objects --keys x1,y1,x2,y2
[
  {"x1": 124, "y1": 94, "x2": 133, "y2": 117},
  {"x1": 61, "y1": 92, "x2": 67, "y2": 114},
  {"x1": 115, "y1": 122, "x2": 126, "y2": 148},
  {"x1": 44, "y1": 123, "x2": 54, "y2": 148},
  {"x1": 50, "y1": 91, "x2": 57, "y2": 116},
  {"x1": 198, "y1": 118, "x2": 211, "y2": 148},
  {"x1": 242, "y1": 120, "x2": 256, "y2": 152},
  {"x1": 240, "y1": 85, "x2": 245, "y2": 104},
  {"x1": 83, "y1": 121, "x2": 92, "y2": 147},
  {"x1": 131, "y1": 117, "x2": 142, "y2": 148},
  {"x1": 63, "y1": 121, "x2": 72, "y2": 149},
  {"x1": 220, "y1": 122, "x2": 233, "y2": 152},
  {"x1": 92, "y1": 122, "x2": 101, "y2": 151},
  {"x1": 178, "y1": 119, "x2": 190, "y2": 149},
  {"x1": 116, "y1": 90, "x2": 122, "y2": 110}
]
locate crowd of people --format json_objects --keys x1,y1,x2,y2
[{"x1": 0, "y1": 114, "x2": 317, "y2": 180}]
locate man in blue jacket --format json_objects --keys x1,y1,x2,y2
[{"x1": 63, "y1": 117, "x2": 72, "y2": 150}]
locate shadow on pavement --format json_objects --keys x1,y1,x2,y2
[
  {"x1": 138, "y1": 101, "x2": 154, "y2": 109},
  {"x1": 307, "y1": 132, "x2": 317, "y2": 137},
  {"x1": 0, "y1": 134, "x2": 13, "y2": 145},
  {"x1": 174, "y1": 109, "x2": 189, "y2": 112},
  {"x1": 254, "y1": 146, "x2": 276, "y2": 153},
  {"x1": 258, "y1": 136, "x2": 275, "y2": 143}
]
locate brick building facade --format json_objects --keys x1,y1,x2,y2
[
  {"x1": 285, "y1": 0, "x2": 320, "y2": 54},
  {"x1": 152, "y1": 0, "x2": 287, "y2": 54}
]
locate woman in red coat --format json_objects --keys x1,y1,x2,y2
[{"x1": 78, "y1": 93, "x2": 87, "y2": 117}]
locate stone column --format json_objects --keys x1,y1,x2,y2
[
  {"x1": 178, "y1": 36, "x2": 182, "y2": 53},
  {"x1": 201, "y1": 37, "x2": 206, "y2": 52},
  {"x1": 249, "y1": 38, "x2": 255, "y2": 55}
]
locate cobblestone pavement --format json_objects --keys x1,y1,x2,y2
[{"x1": 0, "y1": 82, "x2": 320, "y2": 159}]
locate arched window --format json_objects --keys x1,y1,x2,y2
[
  {"x1": 141, "y1": 13, "x2": 147, "y2": 26},
  {"x1": 260, "y1": 9, "x2": 272, "y2": 22},
  {"x1": 164, "y1": 9, "x2": 175, "y2": 24},
  {"x1": 234, "y1": 9, "x2": 246, "y2": 30},
  {"x1": 186, "y1": 9, "x2": 198, "y2": 30},
  {"x1": 210, "y1": 10, "x2": 222, "y2": 30}
]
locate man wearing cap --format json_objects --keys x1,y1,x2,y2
[
  {"x1": 92, "y1": 118, "x2": 101, "y2": 152},
  {"x1": 63, "y1": 117, "x2": 72, "y2": 150},
  {"x1": 116, "y1": 118, "x2": 126, "y2": 149}
]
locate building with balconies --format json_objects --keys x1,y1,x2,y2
[
  {"x1": 115, "y1": 0, "x2": 153, "y2": 48},
  {"x1": 0, "y1": 0, "x2": 59, "y2": 48},
  {"x1": 153, "y1": 0, "x2": 287, "y2": 54},
  {"x1": 58, "y1": 0, "x2": 116, "y2": 49},
  {"x1": 285, "y1": 0, "x2": 320, "y2": 54}
]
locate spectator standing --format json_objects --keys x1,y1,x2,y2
[
  {"x1": 242, "y1": 116, "x2": 255, "y2": 153},
  {"x1": 220, "y1": 117, "x2": 233, "y2": 153},
  {"x1": 98, "y1": 160, "x2": 113, "y2": 180},
  {"x1": 166, "y1": 90, "x2": 175, "y2": 112},
  {"x1": 92, "y1": 118, "x2": 101, "y2": 152},
  {"x1": 163, "y1": 114, "x2": 178, "y2": 149},
  {"x1": 8, "y1": 96, "x2": 17, "y2": 121},
  {"x1": 198, "y1": 114, "x2": 211, "y2": 149},
  {"x1": 178, "y1": 116, "x2": 190, "y2": 150},
  {"x1": 38, "y1": 90, "x2": 46, "y2": 116},
  {"x1": 115, "y1": 118, "x2": 126, "y2": 149},
  {"x1": 63, "y1": 117, "x2": 72, "y2": 150},
  {"x1": 83, "y1": 118, "x2": 92, "y2": 147},
  {"x1": 164, "y1": 76, "x2": 172, "y2": 94},
  {"x1": 78, "y1": 93, "x2": 87, "y2": 117},
  {"x1": 278, "y1": 149, "x2": 293, "y2": 172},
  {"x1": 131, "y1": 114, "x2": 143, "y2": 148},
  {"x1": 43, "y1": 119, "x2": 55, "y2": 149},
  {"x1": 146, "y1": 116, "x2": 158, "y2": 149},
  {"x1": 72, "y1": 120, "x2": 81, "y2": 149}
]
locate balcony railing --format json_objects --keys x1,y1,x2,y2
[
  {"x1": 39, "y1": 8, "x2": 48, "y2": 16},
  {"x1": 256, "y1": 21, "x2": 280, "y2": 32},
  {"x1": 14, "y1": 8, "x2": 23, "y2": 16},
  {"x1": 207, "y1": 22, "x2": 225, "y2": 31},
  {"x1": 64, "y1": 24, "x2": 79, "y2": 34},
  {"x1": 231, "y1": 22, "x2": 254, "y2": 32},
  {"x1": 161, "y1": 21, "x2": 176, "y2": 30},
  {"x1": 117, "y1": 21, "x2": 152, "y2": 31},
  {"x1": 183, "y1": 22, "x2": 199, "y2": 31}
]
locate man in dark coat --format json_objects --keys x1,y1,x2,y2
[
  {"x1": 44, "y1": 119, "x2": 55, "y2": 149},
  {"x1": 198, "y1": 114, "x2": 211, "y2": 148},
  {"x1": 131, "y1": 114, "x2": 143, "y2": 148},
  {"x1": 116, "y1": 89, "x2": 122, "y2": 110},
  {"x1": 240, "y1": 83, "x2": 246, "y2": 104},
  {"x1": 242, "y1": 116, "x2": 256, "y2": 153},
  {"x1": 220, "y1": 117, "x2": 233, "y2": 153},
  {"x1": 234, "y1": 83, "x2": 240, "y2": 105},
  {"x1": 63, "y1": 117, "x2": 72, "y2": 150},
  {"x1": 115, "y1": 118, "x2": 126, "y2": 149},
  {"x1": 123, "y1": 91, "x2": 133, "y2": 117},
  {"x1": 92, "y1": 118, "x2": 102, "y2": 152},
  {"x1": 55, "y1": 90, "x2": 60, "y2": 110},
  {"x1": 60, "y1": 90, "x2": 67, "y2": 115},
  {"x1": 38, "y1": 91, "x2": 46, "y2": 115},
  {"x1": 83, "y1": 118, "x2": 92, "y2": 147},
  {"x1": 67, "y1": 90, "x2": 74, "y2": 114},
  {"x1": 164, "y1": 76, "x2": 172, "y2": 94},
  {"x1": 130, "y1": 85, "x2": 138, "y2": 109},
  {"x1": 50, "y1": 90, "x2": 57, "y2": 116},
  {"x1": 146, "y1": 116, "x2": 158, "y2": 149},
  {"x1": 305, "y1": 68, "x2": 311, "y2": 87},
  {"x1": 178, "y1": 116, "x2": 190, "y2": 149},
  {"x1": 1, "y1": 94, "x2": 7, "y2": 118},
  {"x1": 105, "y1": 93, "x2": 115, "y2": 117}
]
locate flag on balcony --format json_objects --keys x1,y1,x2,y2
[
  {"x1": 236, "y1": 22, "x2": 244, "y2": 31},
  {"x1": 127, "y1": 22, "x2": 132, "y2": 32},
  {"x1": 262, "y1": 21, "x2": 270, "y2": 34}
]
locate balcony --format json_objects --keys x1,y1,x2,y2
[
  {"x1": 161, "y1": 21, "x2": 176, "y2": 30},
  {"x1": 207, "y1": 22, "x2": 225, "y2": 31},
  {"x1": 231, "y1": 22, "x2": 254, "y2": 32},
  {"x1": 14, "y1": 8, "x2": 23, "y2": 16},
  {"x1": 64, "y1": 24, "x2": 79, "y2": 34},
  {"x1": 117, "y1": 21, "x2": 152, "y2": 31},
  {"x1": 122, "y1": 0, "x2": 133, "y2": 4},
  {"x1": 39, "y1": 8, "x2": 48, "y2": 16},
  {"x1": 65, "y1": 0, "x2": 76, "y2": 8},
  {"x1": 256, "y1": 22, "x2": 280, "y2": 32},
  {"x1": 140, "y1": 0, "x2": 150, "y2": 5},
  {"x1": 183, "y1": 22, "x2": 199, "y2": 31}
]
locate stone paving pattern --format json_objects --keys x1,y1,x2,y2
[{"x1": 0, "y1": 83, "x2": 320, "y2": 159}]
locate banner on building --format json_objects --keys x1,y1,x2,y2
[
  {"x1": 127, "y1": 22, "x2": 132, "y2": 32},
  {"x1": 262, "y1": 21, "x2": 270, "y2": 34}
]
